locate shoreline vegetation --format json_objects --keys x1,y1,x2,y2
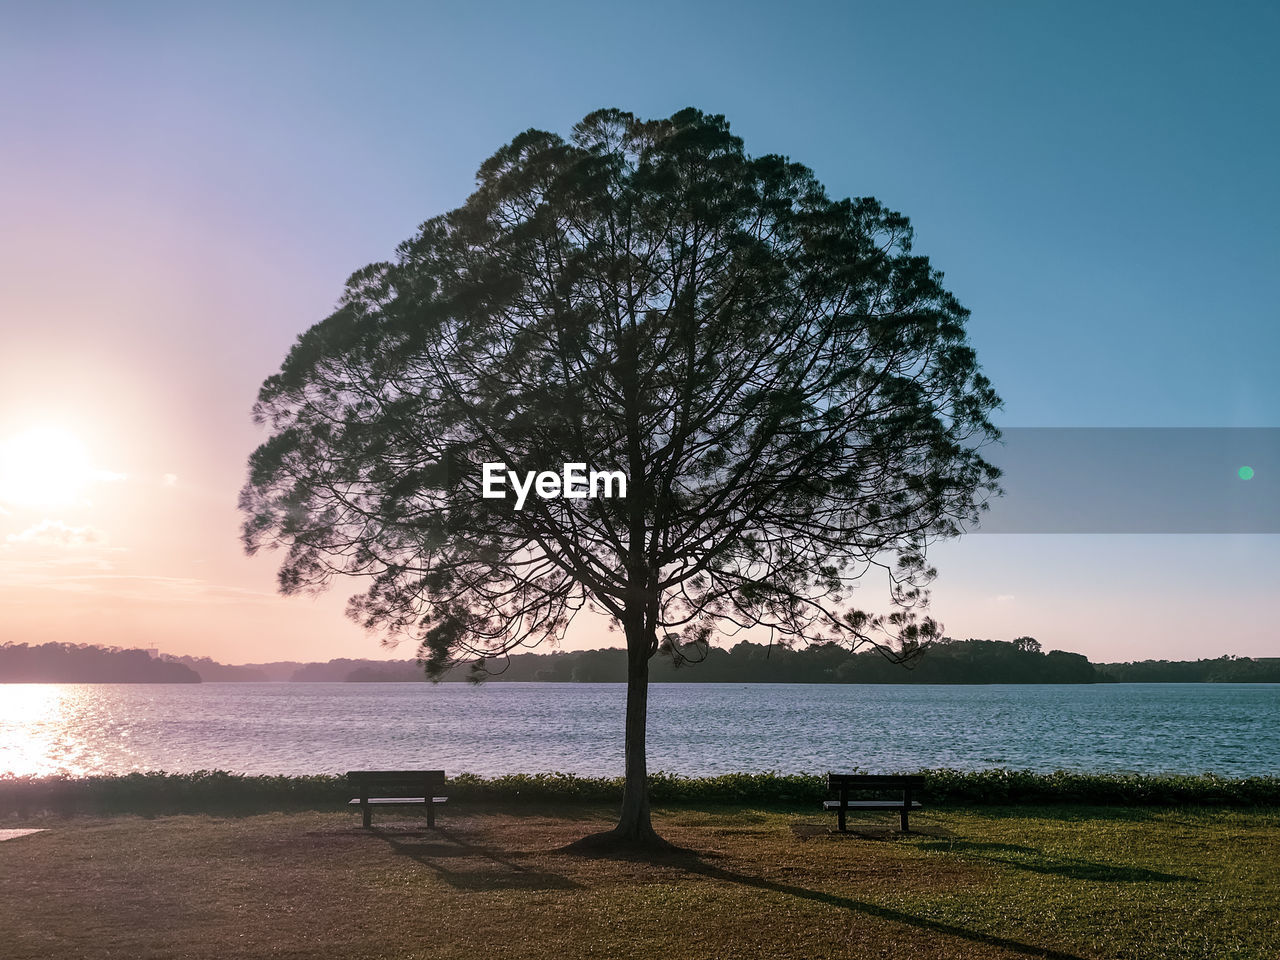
[
  {"x1": 3, "y1": 638, "x2": 1279, "y2": 685},
  {"x1": 3, "y1": 770, "x2": 1279, "y2": 816}
]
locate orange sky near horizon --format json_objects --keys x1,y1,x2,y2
[{"x1": 0, "y1": 413, "x2": 1271, "y2": 665}]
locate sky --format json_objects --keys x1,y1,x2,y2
[{"x1": 0, "y1": 0, "x2": 1276, "y2": 664}]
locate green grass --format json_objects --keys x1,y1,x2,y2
[
  {"x1": 896, "y1": 807, "x2": 1279, "y2": 960},
  {"x1": 0, "y1": 804, "x2": 1275, "y2": 959}
]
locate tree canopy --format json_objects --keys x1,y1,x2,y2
[{"x1": 241, "y1": 108, "x2": 1001, "y2": 844}]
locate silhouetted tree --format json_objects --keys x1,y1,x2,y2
[{"x1": 240, "y1": 108, "x2": 1001, "y2": 846}]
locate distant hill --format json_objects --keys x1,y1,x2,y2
[
  {"x1": 387, "y1": 638, "x2": 1100, "y2": 684},
  {"x1": 1096, "y1": 656, "x2": 1280, "y2": 683},
  {"x1": 9, "y1": 640, "x2": 1278, "y2": 685},
  {"x1": 238, "y1": 662, "x2": 309, "y2": 682},
  {"x1": 289, "y1": 658, "x2": 388, "y2": 682},
  {"x1": 0, "y1": 642, "x2": 200, "y2": 683},
  {"x1": 294, "y1": 640, "x2": 1280, "y2": 685},
  {"x1": 161, "y1": 655, "x2": 271, "y2": 682}
]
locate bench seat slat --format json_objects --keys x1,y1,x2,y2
[
  {"x1": 822, "y1": 800, "x2": 922, "y2": 810},
  {"x1": 347, "y1": 797, "x2": 448, "y2": 806}
]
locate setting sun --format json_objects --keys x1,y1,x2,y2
[{"x1": 0, "y1": 426, "x2": 99, "y2": 507}]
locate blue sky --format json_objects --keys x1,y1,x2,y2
[{"x1": 1, "y1": 1, "x2": 1276, "y2": 661}]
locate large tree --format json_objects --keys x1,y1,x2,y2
[{"x1": 241, "y1": 108, "x2": 1001, "y2": 846}]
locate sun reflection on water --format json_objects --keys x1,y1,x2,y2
[{"x1": 0, "y1": 685, "x2": 100, "y2": 777}]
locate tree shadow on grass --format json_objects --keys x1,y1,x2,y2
[
  {"x1": 914, "y1": 839, "x2": 1198, "y2": 883},
  {"x1": 792, "y1": 820, "x2": 956, "y2": 841},
  {"x1": 371, "y1": 825, "x2": 580, "y2": 891},
  {"x1": 949, "y1": 805, "x2": 1167, "y2": 824},
  {"x1": 567, "y1": 844, "x2": 1092, "y2": 960}
]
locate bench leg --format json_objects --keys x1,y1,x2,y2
[
  {"x1": 900, "y1": 807, "x2": 909, "y2": 832},
  {"x1": 427, "y1": 803, "x2": 435, "y2": 828},
  {"x1": 837, "y1": 807, "x2": 846, "y2": 832},
  {"x1": 362, "y1": 804, "x2": 371, "y2": 829}
]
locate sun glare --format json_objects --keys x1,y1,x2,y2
[
  {"x1": 0, "y1": 684, "x2": 96, "y2": 777},
  {"x1": 0, "y1": 426, "x2": 100, "y2": 507}
]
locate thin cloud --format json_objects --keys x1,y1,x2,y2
[
  {"x1": 0, "y1": 554, "x2": 116, "y2": 572},
  {"x1": 6, "y1": 519, "x2": 107, "y2": 548},
  {"x1": 0, "y1": 571, "x2": 276, "y2": 605}
]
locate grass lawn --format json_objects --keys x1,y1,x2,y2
[{"x1": 0, "y1": 804, "x2": 1275, "y2": 960}]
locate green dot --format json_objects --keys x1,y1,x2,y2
[{"x1": 1238, "y1": 466, "x2": 1255, "y2": 480}]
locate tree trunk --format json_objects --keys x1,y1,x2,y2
[
  {"x1": 567, "y1": 617, "x2": 669, "y2": 851},
  {"x1": 572, "y1": 325, "x2": 667, "y2": 850},
  {"x1": 614, "y1": 632, "x2": 655, "y2": 841}
]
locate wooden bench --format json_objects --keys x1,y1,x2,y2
[
  {"x1": 347, "y1": 770, "x2": 448, "y2": 829},
  {"x1": 824, "y1": 773, "x2": 924, "y2": 832}
]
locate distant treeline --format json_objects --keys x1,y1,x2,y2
[
  {"x1": 0, "y1": 643, "x2": 200, "y2": 683},
  {"x1": 341, "y1": 638, "x2": 1280, "y2": 685},
  {"x1": 161, "y1": 655, "x2": 272, "y2": 682},
  {"x1": 344, "y1": 638, "x2": 1095, "y2": 683},
  {"x1": 5, "y1": 638, "x2": 1278, "y2": 684},
  {"x1": 1096, "y1": 657, "x2": 1280, "y2": 683}
]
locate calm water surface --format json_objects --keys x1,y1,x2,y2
[{"x1": 1, "y1": 682, "x2": 1276, "y2": 778}]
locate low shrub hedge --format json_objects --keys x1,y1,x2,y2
[{"x1": 2, "y1": 768, "x2": 1277, "y2": 816}]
